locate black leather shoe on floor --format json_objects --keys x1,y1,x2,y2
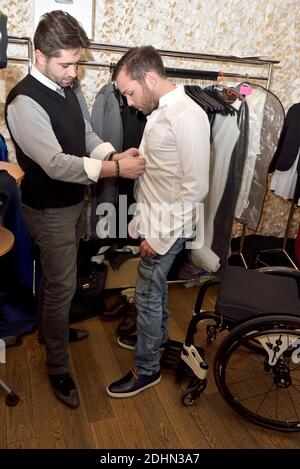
[
  {"x1": 69, "y1": 327, "x2": 89, "y2": 342},
  {"x1": 49, "y1": 373, "x2": 80, "y2": 408},
  {"x1": 107, "y1": 368, "x2": 161, "y2": 398},
  {"x1": 99, "y1": 295, "x2": 129, "y2": 322}
]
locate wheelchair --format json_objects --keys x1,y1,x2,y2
[
  {"x1": 161, "y1": 265, "x2": 300, "y2": 432},
  {"x1": 0, "y1": 336, "x2": 20, "y2": 406}
]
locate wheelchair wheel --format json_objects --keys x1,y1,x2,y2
[
  {"x1": 214, "y1": 314, "x2": 300, "y2": 432},
  {"x1": 5, "y1": 391, "x2": 19, "y2": 407},
  {"x1": 181, "y1": 376, "x2": 207, "y2": 406}
]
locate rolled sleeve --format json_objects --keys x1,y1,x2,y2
[
  {"x1": 83, "y1": 157, "x2": 102, "y2": 182},
  {"x1": 90, "y1": 142, "x2": 115, "y2": 160}
]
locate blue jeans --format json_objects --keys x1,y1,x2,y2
[{"x1": 135, "y1": 238, "x2": 186, "y2": 375}]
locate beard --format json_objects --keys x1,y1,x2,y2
[
  {"x1": 140, "y1": 84, "x2": 159, "y2": 115},
  {"x1": 44, "y1": 63, "x2": 75, "y2": 88}
]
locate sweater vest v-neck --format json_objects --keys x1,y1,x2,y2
[{"x1": 5, "y1": 74, "x2": 86, "y2": 209}]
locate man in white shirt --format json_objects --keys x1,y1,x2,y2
[
  {"x1": 107, "y1": 45, "x2": 210, "y2": 398},
  {"x1": 5, "y1": 10, "x2": 145, "y2": 409}
]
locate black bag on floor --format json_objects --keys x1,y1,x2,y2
[{"x1": 76, "y1": 263, "x2": 107, "y2": 300}]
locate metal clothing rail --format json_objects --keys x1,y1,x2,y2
[
  {"x1": 165, "y1": 68, "x2": 270, "y2": 82},
  {"x1": 6, "y1": 35, "x2": 33, "y2": 72},
  {"x1": 87, "y1": 41, "x2": 279, "y2": 65},
  {"x1": 5, "y1": 36, "x2": 278, "y2": 86},
  {"x1": 79, "y1": 59, "x2": 273, "y2": 83},
  {"x1": 255, "y1": 176, "x2": 300, "y2": 270},
  {"x1": 83, "y1": 41, "x2": 279, "y2": 88}
]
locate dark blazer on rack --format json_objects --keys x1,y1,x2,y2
[{"x1": 269, "y1": 103, "x2": 300, "y2": 174}]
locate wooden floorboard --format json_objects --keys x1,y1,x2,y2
[
  {"x1": 1, "y1": 283, "x2": 300, "y2": 449},
  {"x1": 27, "y1": 335, "x2": 66, "y2": 448}
]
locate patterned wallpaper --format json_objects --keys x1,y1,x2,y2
[{"x1": 1, "y1": 0, "x2": 300, "y2": 238}]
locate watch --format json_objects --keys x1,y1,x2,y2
[{"x1": 107, "y1": 151, "x2": 117, "y2": 161}]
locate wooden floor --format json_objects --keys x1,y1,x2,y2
[{"x1": 1, "y1": 283, "x2": 300, "y2": 449}]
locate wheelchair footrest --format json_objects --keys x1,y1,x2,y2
[
  {"x1": 161, "y1": 339, "x2": 182, "y2": 369},
  {"x1": 160, "y1": 340, "x2": 205, "y2": 373}
]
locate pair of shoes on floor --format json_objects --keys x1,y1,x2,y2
[
  {"x1": 116, "y1": 301, "x2": 137, "y2": 337},
  {"x1": 49, "y1": 372, "x2": 80, "y2": 408},
  {"x1": 107, "y1": 368, "x2": 161, "y2": 398},
  {"x1": 38, "y1": 327, "x2": 89, "y2": 345},
  {"x1": 117, "y1": 334, "x2": 169, "y2": 352},
  {"x1": 99, "y1": 295, "x2": 128, "y2": 322}
]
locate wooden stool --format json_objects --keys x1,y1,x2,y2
[
  {"x1": 0, "y1": 226, "x2": 14, "y2": 256},
  {"x1": 0, "y1": 161, "x2": 24, "y2": 183},
  {"x1": 0, "y1": 226, "x2": 19, "y2": 406},
  {"x1": 104, "y1": 257, "x2": 139, "y2": 290}
]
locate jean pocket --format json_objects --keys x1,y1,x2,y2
[{"x1": 138, "y1": 255, "x2": 156, "y2": 281}]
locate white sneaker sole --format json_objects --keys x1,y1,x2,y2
[
  {"x1": 117, "y1": 336, "x2": 136, "y2": 350},
  {"x1": 106, "y1": 375, "x2": 161, "y2": 398},
  {"x1": 117, "y1": 337, "x2": 167, "y2": 352}
]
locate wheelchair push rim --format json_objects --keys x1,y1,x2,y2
[{"x1": 214, "y1": 314, "x2": 300, "y2": 432}]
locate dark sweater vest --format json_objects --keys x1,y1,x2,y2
[{"x1": 5, "y1": 74, "x2": 86, "y2": 209}]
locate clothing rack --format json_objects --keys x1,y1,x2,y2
[
  {"x1": 79, "y1": 58, "x2": 274, "y2": 84},
  {"x1": 81, "y1": 42, "x2": 280, "y2": 271},
  {"x1": 165, "y1": 68, "x2": 272, "y2": 82},
  {"x1": 81, "y1": 42, "x2": 279, "y2": 88},
  {"x1": 255, "y1": 177, "x2": 300, "y2": 270},
  {"x1": 4, "y1": 38, "x2": 281, "y2": 272},
  {"x1": 6, "y1": 36, "x2": 33, "y2": 72},
  {"x1": 5, "y1": 37, "x2": 279, "y2": 87}
]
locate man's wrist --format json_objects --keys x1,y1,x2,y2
[
  {"x1": 107, "y1": 151, "x2": 117, "y2": 161},
  {"x1": 114, "y1": 159, "x2": 120, "y2": 177}
]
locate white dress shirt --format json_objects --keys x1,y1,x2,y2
[
  {"x1": 6, "y1": 66, "x2": 115, "y2": 184},
  {"x1": 130, "y1": 85, "x2": 210, "y2": 255}
]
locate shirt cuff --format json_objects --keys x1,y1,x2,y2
[
  {"x1": 146, "y1": 237, "x2": 176, "y2": 255},
  {"x1": 83, "y1": 157, "x2": 102, "y2": 182},
  {"x1": 90, "y1": 142, "x2": 115, "y2": 160},
  {"x1": 128, "y1": 219, "x2": 140, "y2": 239}
]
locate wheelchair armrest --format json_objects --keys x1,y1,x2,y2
[{"x1": 256, "y1": 266, "x2": 300, "y2": 281}]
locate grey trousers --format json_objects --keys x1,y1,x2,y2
[{"x1": 22, "y1": 201, "x2": 83, "y2": 375}]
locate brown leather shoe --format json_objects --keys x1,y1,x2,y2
[
  {"x1": 49, "y1": 373, "x2": 80, "y2": 408},
  {"x1": 99, "y1": 295, "x2": 129, "y2": 322},
  {"x1": 116, "y1": 302, "x2": 137, "y2": 337}
]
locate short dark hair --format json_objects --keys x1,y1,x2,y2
[
  {"x1": 33, "y1": 10, "x2": 90, "y2": 58},
  {"x1": 112, "y1": 45, "x2": 166, "y2": 83}
]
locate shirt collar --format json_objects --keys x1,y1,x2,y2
[
  {"x1": 159, "y1": 85, "x2": 185, "y2": 108},
  {"x1": 31, "y1": 66, "x2": 65, "y2": 95}
]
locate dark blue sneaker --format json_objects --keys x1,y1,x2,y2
[
  {"x1": 106, "y1": 368, "x2": 161, "y2": 398},
  {"x1": 117, "y1": 334, "x2": 168, "y2": 351}
]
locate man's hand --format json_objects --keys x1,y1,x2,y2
[
  {"x1": 119, "y1": 157, "x2": 145, "y2": 179},
  {"x1": 139, "y1": 240, "x2": 157, "y2": 257},
  {"x1": 115, "y1": 147, "x2": 139, "y2": 160}
]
